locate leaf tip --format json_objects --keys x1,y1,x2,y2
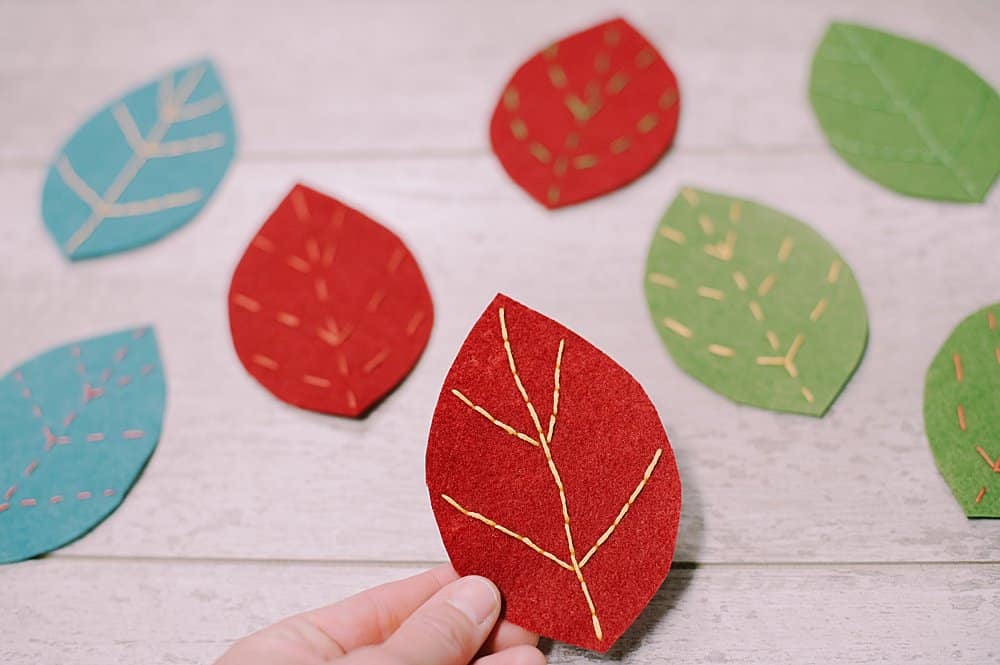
[
  {"x1": 487, "y1": 292, "x2": 518, "y2": 313},
  {"x1": 135, "y1": 324, "x2": 159, "y2": 341},
  {"x1": 601, "y1": 15, "x2": 632, "y2": 30},
  {"x1": 60, "y1": 240, "x2": 101, "y2": 262},
  {"x1": 826, "y1": 20, "x2": 858, "y2": 33},
  {"x1": 184, "y1": 56, "x2": 220, "y2": 76}
]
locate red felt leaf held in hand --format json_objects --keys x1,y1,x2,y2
[
  {"x1": 426, "y1": 294, "x2": 681, "y2": 652},
  {"x1": 228, "y1": 184, "x2": 433, "y2": 417},
  {"x1": 490, "y1": 17, "x2": 680, "y2": 209}
]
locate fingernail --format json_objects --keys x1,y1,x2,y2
[{"x1": 447, "y1": 576, "x2": 499, "y2": 625}]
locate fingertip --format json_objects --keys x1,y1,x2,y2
[
  {"x1": 376, "y1": 574, "x2": 502, "y2": 664},
  {"x1": 430, "y1": 562, "x2": 461, "y2": 586},
  {"x1": 474, "y1": 644, "x2": 547, "y2": 665},
  {"x1": 480, "y1": 619, "x2": 540, "y2": 654},
  {"x1": 446, "y1": 576, "x2": 501, "y2": 626}
]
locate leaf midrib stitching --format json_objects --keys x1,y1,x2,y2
[{"x1": 836, "y1": 24, "x2": 979, "y2": 198}]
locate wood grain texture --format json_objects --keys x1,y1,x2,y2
[
  {"x1": 2, "y1": 560, "x2": 998, "y2": 664},
  {"x1": 2, "y1": 154, "x2": 997, "y2": 564},
  {"x1": 0, "y1": 0, "x2": 997, "y2": 161},
  {"x1": 1, "y1": 0, "x2": 999, "y2": 662}
]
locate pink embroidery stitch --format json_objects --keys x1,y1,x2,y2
[
  {"x1": 82, "y1": 383, "x2": 104, "y2": 403},
  {"x1": 43, "y1": 426, "x2": 57, "y2": 451},
  {"x1": 3, "y1": 331, "x2": 153, "y2": 520},
  {"x1": 0, "y1": 490, "x2": 116, "y2": 512}
]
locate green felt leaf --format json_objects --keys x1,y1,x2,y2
[
  {"x1": 809, "y1": 22, "x2": 1000, "y2": 203},
  {"x1": 923, "y1": 303, "x2": 1000, "y2": 518},
  {"x1": 644, "y1": 188, "x2": 868, "y2": 417}
]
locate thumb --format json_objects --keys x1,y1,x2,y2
[{"x1": 360, "y1": 575, "x2": 501, "y2": 665}]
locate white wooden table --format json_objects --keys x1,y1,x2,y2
[{"x1": 2, "y1": 1, "x2": 998, "y2": 662}]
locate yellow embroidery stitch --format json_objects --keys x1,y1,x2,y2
[{"x1": 442, "y1": 308, "x2": 666, "y2": 641}]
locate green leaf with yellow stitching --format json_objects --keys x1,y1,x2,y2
[
  {"x1": 643, "y1": 188, "x2": 868, "y2": 417},
  {"x1": 809, "y1": 22, "x2": 1000, "y2": 203},
  {"x1": 923, "y1": 303, "x2": 1000, "y2": 518}
]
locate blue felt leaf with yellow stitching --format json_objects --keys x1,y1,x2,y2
[
  {"x1": 809, "y1": 22, "x2": 1000, "y2": 203},
  {"x1": 0, "y1": 328, "x2": 166, "y2": 563},
  {"x1": 42, "y1": 59, "x2": 236, "y2": 260}
]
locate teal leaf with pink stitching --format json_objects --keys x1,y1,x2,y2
[{"x1": 0, "y1": 327, "x2": 165, "y2": 563}]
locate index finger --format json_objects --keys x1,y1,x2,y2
[{"x1": 299, "y1": 564, "x2": 460, "y2": 653}]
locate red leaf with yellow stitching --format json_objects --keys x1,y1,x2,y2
[
  {"x1": 426, "y1": 294, "x2": 681, "y2": 651},
  {"x1": 490, "y1": 17, "x2": 680, "y2": 209},
  {"x1": 228, "y1": 184, "x2": 433, "y2": 417}
]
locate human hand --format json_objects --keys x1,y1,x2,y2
[{"x1": 214, "y1": 564, "x2": 545, "y2": 665}]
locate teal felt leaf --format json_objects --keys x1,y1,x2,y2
[
  {"x1": 0, "y1": 328, "x2": 166, "y2": 563},
  {"x1": 809, "y1": 22, "x2": 1000, "y2": 203},
  {"x1": 42, "y1": 59, "x2": 237, "y2": 260}
]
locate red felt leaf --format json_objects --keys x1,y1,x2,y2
[
  {"x1": 426, "y1": 294, "x2": 681, "y2": 651},
  {"x1": 228, "y1": 184, "x2": 433, "y2": 417},
  {"x1": 490, "y1": 17, "x2": 680, "y2": 209}
]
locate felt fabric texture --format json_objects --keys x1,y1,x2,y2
[
  {"x1": 229, "y1": 184, "x2": 434, "y2": 417},
  {"x1": 644, "y1": 188, "x2": 868, "y2": 417},
  {"x1": 490, "y1": 17, "x2": 680, "y2": 209},
  {"x1": 426, "y1": 294, "x2": 681, "y2": 652},
  {"x1": 809, "y1": 22, "x2": 1000, "y2": 203},
  {"x1": 0, "y1": 328, "x2": 165, "y2": 563},
  {"x1": 923, "y1": 303, "x2": 1000, "y2": 518},
  {"x1": 42, "y1": 59, "x2": 236, "y2": 260}
]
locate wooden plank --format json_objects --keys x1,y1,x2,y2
[
  {"x1": 2, "y1": 558, "x2": 996, "y2": 664},
  {"x1": 1, "y1": 153, "x2": 997, "y2": 564},
  {"x1": 0, "y1": 0, "x2": 997, "y2": 161}
]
